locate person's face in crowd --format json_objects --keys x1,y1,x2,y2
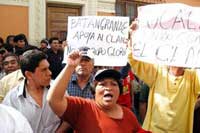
[
  {"x1": 40, "y1": 42, "x2": 48, "y2": 49},
  {"x1": 8, "y1": 37, "x2": 15, "y2": 46},
  {"x1": 168, "y1": 66, "x2": 184, "y2": 76},
  {"x1": 75, "y1": 57, "x2": 94, "y2": 77},
  {"x1": 3, "y1": 56, "x2": 20, "y2": 74},
  {"x1": 62, "y1": 40, "x2": 67, "y2": 49},
  {"x1": 50, "y1": 40, "x2": 59, "y2": 51},
  {"x1": 58, "y1": 41, "x2": 63, "y2": 50},
  {"x1": 0, "y1": 42, "x2": 3, "y2": 48},
  {"x1": 17, "y1": 39, "x2": 25, "y2": 48},
  {"x1": 28, "y1": 59, "x2": 52, "y2": 88},
  {"x1": 95, "y1": 78, "x2": 120, "y2": 109}
]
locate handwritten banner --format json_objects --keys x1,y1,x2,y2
[
  {"x1": 133, "y1": 3, "x2": 200, "y2": 68},
  {"x1": 64, "y1": 16, "x2": 129, "y2": 66}
]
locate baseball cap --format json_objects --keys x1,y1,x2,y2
[
  {"x1": 93, "y1": 69, "x2": 123, "y2": 94},
  {"x1": 78, "y1": 46, "x2": 94, "y2": 60},
  {"x1": 94, "y1": 69, "x2": 121, "y2": 81}
]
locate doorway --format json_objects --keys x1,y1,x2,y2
[{"x1": 47, "y1": 4, "x2": 81, "y2": 40}]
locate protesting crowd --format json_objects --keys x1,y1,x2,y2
[{"x1": 0, "y1": 4, "x2": 200, "y2": 133}]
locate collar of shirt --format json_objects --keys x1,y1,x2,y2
[
  {"x1": 71, "y1": 73, "x2": 94, "y2": 84},
  {"x1": 17, "y1": 79, "x2": 50, "y2": 98}
]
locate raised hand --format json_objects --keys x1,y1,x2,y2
[
  {"x1": 129, "y1": 21, "x2": 138, "y2": 33},
  {"x1": 128, "y1": 20, "x2": 138, "y2": 49},
  {"x1": 67, "y1": 50, "x2": 81, "y2": 67}
]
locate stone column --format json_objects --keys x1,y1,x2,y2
[
  {"x1": 29, "y1": 0, "x2": 46, "y2": 46},
  {"x1": 87, "y1": 0, "x2": 97, "y2": 15}
]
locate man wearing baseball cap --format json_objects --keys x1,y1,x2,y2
[{"x1": 66, "y1": 46, "x2": 95, "y2": 99}]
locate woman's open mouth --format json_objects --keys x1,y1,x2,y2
[{"x1": 103, "y1": 93, "x2": 113, "y2": 101}]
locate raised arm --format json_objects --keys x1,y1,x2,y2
[
  {"x1": 128, "y1": 21, "x2": 158, "y2": 87},
  {"x1": 47, "y1": 50, "x2": 81, "y2": 117}
]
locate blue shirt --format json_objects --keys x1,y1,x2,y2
[{"x1": 67, "y1": 74, "x2": 94, "y2": 99}]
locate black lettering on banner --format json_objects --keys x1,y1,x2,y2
[
  {"x1": 70, "y1": 18, "x2": 88, "y2": 29},
  {"x1": 72, "y1": 31, "x2": 95, "y2": 44},
  {"x1": 71, "y1": 19, "x2": 77, "y2": 29},
  {"x1": 82, "y1": 18, "x2": 89, "y2": 28},
  {"x1": 172, "y1": 9, "x2": 185, "y2": 29},
  {"x1": 145, "y1": 9, "x2": 198, "y2": 30},
  {"x1": 73, "y1": 31, "x2": 80, "y2": 40},
  {"x1": 169, "y1": 46, "x2": 178, "y2": 63},
  {"x1": 76, "y1": 18, "x2": 83, "y2": 28},
  {"x1": 104, "y1": 19, "x2": 110, "y2": 30},
  {"x1": 87, "y1": 19, "x2": 95, "y2": 29},
  {"x1": 66, "y1": 46, "x2": 126, "y2": 59},
  {"x1": 106, "y1": 34, "x2": 111, "y2": 43},
  {"x1": 132, "y1": 42, "x2": 146, "y2": 57},
  {"x1": 147, "y1": 18, "x2": 159, "y2": 29},
  {"x1": 119, "y1": 47, "x2": 126, "y2": 56},
  {"x1": 100, "y1": 18, "x2": 106, "y2": 30},
  {"x1": 158, "y1": 31, "x2": 172, "y2": 41},
  {"x1": 159, "y1": 10, "x2": 169, "y2": 29},
  {"x1": 155, "y1": 45, "x2": 169, "y2": 61},
  {"x1": 115, "y1": 48, "x2": 121, "y2": 56},
  {"x1": 139, "y1": 42, "x2": 147, "y2": 57},
  {"x1": 121, "y1": 21, "x2": 128, "y2": 34},
  {"x1": 91, "y1": 18, "x2": 127, "y2": 33},
  {"x1": 96, "y1": 47, "x2": 106, "y2": 56},
  {"x1": 151, "y1": 31, "x2": 160, "y2": 40},
  {"x1": 86, "y1": 32, "x2": 95, "y2": 44},
  {"x1": 97, "y1": 18, "x2": 105, "y2": 30},
  {"x1": 105, "y1": 34, "x2": 126, "y2": 44},
  {"x1": 107, "y1": 47, "x2": 126, "y2": 56},
  {"x1": 65, "y1": 46, "x2": 75, "y2": 55},
  {"x1": 79, "y1": 31, "x2": 85, "y2": 39},
  {"x1": 185, "y1": 46, "x2": 194, "y2": 64},
  {"x1": 113, "y1": 36, "x2": 125, "y2": 44},
  {"x1": 107, "y1": 47, "x2": 114, "y2": 56},
  {"x1": 187, "y1": 11, "x2": 196, "y2": 30},
  {"x1": 97, "y1": 33, "x2": 104, "y2": 41}
]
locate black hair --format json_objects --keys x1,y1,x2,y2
[
  {"x1": 20, "y1": 49, "x2": 47, "y2": 77},
  {"x1": 2, "y1": 53, "x2": 19, "y2": 64},
  {"x1": 15, "y1": 45, "x2": 39, "y2": 56},
  {"x1": 0, "y1": 37, "x2": 4, "y2": 48},
  {"x1": 0, "y1": 49, "x2": 6, "y2": 55},
  {"x1": 49, "y1": 37, "x2": 59, "y2": 44},
  {"x1": 4, "y1": 35, "x2": 15, "y2": 52},
  {"x1": 6, "y1": 35, "x2": 15, "y2": 45},
  {"x1": 91, "y1": 78, "x2": 123, "y2": 95},
  {"x1": 0, "y1": 37, "x2": 4, "y2": 44},
  {"x1": 14, "y1": 33, "x2": 29, "y2": 46},
  {"x1": 40, "y1": 39, "x2": 48, "y2": 46},
  {"x1": 92, "y1": 69, "x2": 123, "y2": 94}
]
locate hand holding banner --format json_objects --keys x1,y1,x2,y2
[
  {"x1": 133, "y1": 3, "x2": 200, "y2": 68},
  {"x1": 63, "y1": 16, "x2": 129, "y2": 66}
]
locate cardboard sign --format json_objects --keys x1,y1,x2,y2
[
  {"x1": 133, "y1": 3, "x2": 200, "y2": 67},
  {"x1": 64, "y1": 16, "x2": 129, "y2": 66}
]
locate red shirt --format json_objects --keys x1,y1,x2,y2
[
  {"x1": 61, "y1": 96, "x2": 149, "y2": 133},
  {"x1": 117, "y1": 71, "x2": 134, "y2": 109}
]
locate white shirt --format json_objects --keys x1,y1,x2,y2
[
  {"x1": 0, "y1": 104, "x2": 33, "y2": 133},
  {"x1": 2, "y1": 80, "x2": 61, "y2": 133}
]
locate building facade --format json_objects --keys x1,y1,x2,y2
[{"x1": 0, "y1": 0, "x2": 200, "y2": 46}]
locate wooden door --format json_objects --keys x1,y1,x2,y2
[{"x1": 47, "y1": 4, "x2": 81, "y2": 40}]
